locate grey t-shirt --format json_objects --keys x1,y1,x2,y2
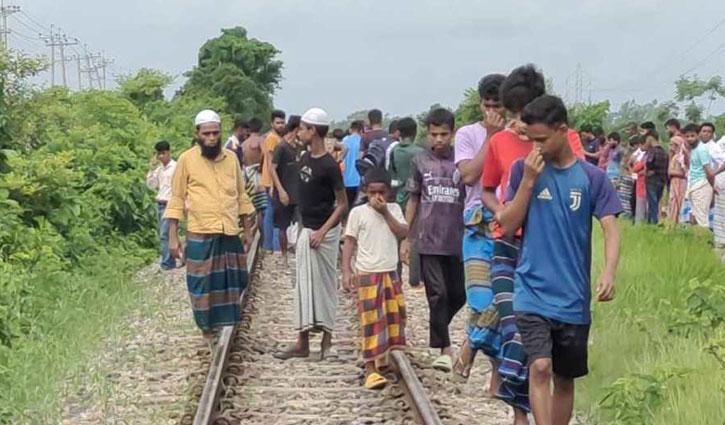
[{"x1": 407, "y1": 148, "x2": 465, "y2": 257}]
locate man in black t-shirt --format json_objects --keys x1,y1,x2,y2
[
  {"x1": 644, "y1": 130, "x2": 669, "y2": 224},
  {"x1": 271, "y1": 115, "x2": 302, "y2": 264},
  {"x1": 360, "y1": 108, "x2": 390, "y2": 153},
  {"x1": 581, "y1": 125, "x2": 602, "y2": 166},
  {"x1": 275, "y1": 107, "x2": 348, "y2": 362}
]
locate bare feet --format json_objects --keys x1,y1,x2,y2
[
  {"x1": 273, "y1": 345, "x2": 310, "y2": 360},
  {"x1": 488, "y1": 361, "x2": 502, "y2": 398},
  {"x1": 453, "y1": 340, "x2": 475, "y2": 380},
  {"x1": 513, "y1": 407, "x2": 529, "y2": 425}
]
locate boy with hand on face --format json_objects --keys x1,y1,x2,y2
[
  {"x1": 453, "y1": 74, "x2": 507, "y2": 378},
  {"x1": 400, "y1": 108, "x2": 465, "y2": 373},
  {"x1": 499, "y1": 95, "x2": 622, "y2": 425},
  {"x1": 342, "y1": 167, "x2": 409, "y2": 390}
]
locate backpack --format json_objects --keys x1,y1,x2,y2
[{"x1": 355, "y1": 134, "x2": 393, "y2": 180}]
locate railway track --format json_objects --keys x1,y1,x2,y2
[{"x1": 190, "y1": 239, "x2": 442, "y2": 425}]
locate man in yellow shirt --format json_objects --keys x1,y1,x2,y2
[
  {"x1": 165, "y1": 109, "x2": 255, "y2": 339},
  {"x1": 261, "y1": 109, "x2": 286, "y2": 251}
]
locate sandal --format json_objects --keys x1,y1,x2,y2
[
  {"x1": 432, "y1": 354, "x2": 453, "y2": 373},
  {"x1": 364, "y1": 372, "x2": 388, "y2": 390}
]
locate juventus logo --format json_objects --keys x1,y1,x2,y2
[{"x1": 570, "y1": 189, "x2": 582, "y2": 211}]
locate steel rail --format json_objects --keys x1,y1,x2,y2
[{"x1": 193, "y1": 231, "x2": 260, "y2": 425}]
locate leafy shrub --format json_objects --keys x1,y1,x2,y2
[{"x1": 599, "y1": 367, "x2": 689, "y2": 424}]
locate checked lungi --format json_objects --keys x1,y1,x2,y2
[
  {"x1": 357, "y1": 271, "x2": 407, "y2": 361},
  {"x1": 185, "y1": 233, "x2": 248, "y2": 331},
  {"x1": 462, "y1": 206, "x2": 499, "y2": 355},
  {"x1": 490, "y1": 236, "x2": 530, "y2": 412}
]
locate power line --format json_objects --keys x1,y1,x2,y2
[
  {"x1": 679, "y1": 42, "x2": 725, "y2": 77},
  {"x1": 9, "y1": 28, "x2": 46, "y2": 50},
  {"x1": 673, "y1": 17, "x2": 725, "y2": 62},
  {"x1": 7, "y1": 33, "x2": 44, "y2": 55},
  {"x1": 0, "y1": 0, "x2": 20, "y2": 50},
  {"x1": 596, "y1": 16, "x2": 725, "y2": 99},
  {"x1": 9, "y1": 13, "x2": 42, "y2": 37},
  {"x1": 18, "y1": 10, "x2": 48, "y2": 33},
  {"x1": 3, "y1": 5, "x2": 123, "y2": 92}
]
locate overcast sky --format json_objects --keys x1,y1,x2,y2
[{"x1": 9, "y1": 0, "x2": 725, "y2": 121}]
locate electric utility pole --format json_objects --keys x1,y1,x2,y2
[
  {"x1": 0, "y1": 1, "x2": 20, "y2": 51},
  {"x1": 43, "y1": 27, "x2": 77, "y2": 88},
  {"x1": 95, "y1": 53, "x2": 113, "y2": 89}
]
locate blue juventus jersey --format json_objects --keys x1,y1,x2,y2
[{"x1": 505, "y1": 159, "x2": 622, "y2": 324}]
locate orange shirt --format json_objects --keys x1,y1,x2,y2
[
  {"x1": 260, "y1": 131, "x2": 281, "y2": 188},
  {"x1": 568, "y1": 129, "x2": 586, "y2": 160},
  {"x1": 482, "y1": 130, "x2": 531, "y2": 201},
  {"x1": 481, "y1": 128, "x2": 586, "y2": 201}
]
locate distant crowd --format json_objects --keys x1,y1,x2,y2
[{"x1": 576, "y1": 119, "x2": 725, "y2": 245}]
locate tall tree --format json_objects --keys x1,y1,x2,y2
[
  {"x1": 568, "y1": 101, "x2": 610, "y2": 130},
  {"x1": 117, "y1": 68, "x2": 173, "y2": 111},
  {"x1": 455, "y1": 88, "x2": 481, "y2": 128},
  {"x1": 675, "y1": 75, "x2": 725, "y2": 118},
  {"x1": 180, "y1": 27, "x2": 283, "y2": 119}
]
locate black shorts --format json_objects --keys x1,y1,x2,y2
[
  {"x1": 516, "y1": 313, "x2": 590, "y2": 378},
  {"x1": 272, "y1": 201, "x2": 296, "y2": 230},
  {"x1": 345, "y1": 187, "x2": 359, "y2": 214}
]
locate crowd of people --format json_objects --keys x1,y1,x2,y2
[
  {"x1": 578, "y1": 118, "x2": 725, "y2": 242},
  {"x1": 144, "y1": 62, "x2": 725, "y2": 425}
]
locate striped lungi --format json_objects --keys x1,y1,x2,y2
[
  {"x1": 244, "y1": 164, "x2": 268, "y2": 213},
  {"x1": 357, "y1": 271, "x2": 407, "y2": 361},
  {"x1": 461, "y1": 206, "x2": 500, "y2": 356},
  {"x1": 618, "y1": 175, "x2": 634, "y2": 218},
  {"x1": 490, "y1": 236, "x2": 530, "y2": 412},
  {"x1": 185, "y1": 233, "x2": 248, "y2": 331},
  {"x1": 714, "y1": 176, "x2": 725, "y2": 246}
]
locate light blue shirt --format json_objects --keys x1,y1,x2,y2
[
  {"x1": 688, "y1": 143, "x2": 713, "y2": 188},
  {"x1": 342, "y1": 134, "x2": 361, "y2": 187}
]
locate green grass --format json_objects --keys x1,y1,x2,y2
[
  {"x1": 0, "y1": 249, "x2": 152, "y2": 424},
  {"x1": 579, "y1": 222, "x2": 725, "y2": 424}
]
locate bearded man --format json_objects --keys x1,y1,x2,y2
[{"x1": 165, "y1": 109, "x2": 255, "y2": 338}]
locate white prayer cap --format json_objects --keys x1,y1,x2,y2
[
  {"x1": 301, "y1": 107, "x2": 330, "y2": 126},
  {"x1": 194, "y1": 109, "x2": 221, "y2": 126}
]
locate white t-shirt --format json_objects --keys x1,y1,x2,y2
[
  {"x1": 345, "y1": 203, "x2": 406, "y2": 273},
  {"x1": 146, "y1": 159, "x2": 177, "y2": 202},
  {"x1": 631, "y1": 148, "x2": 646, "y2": 178},
  {"x1": 705, "y1": 140, "x2": 725, "y2": 189}
]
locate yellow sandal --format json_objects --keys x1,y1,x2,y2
[{"x1": 364, "y1": 372, "x2": 388, "y2": 390}]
